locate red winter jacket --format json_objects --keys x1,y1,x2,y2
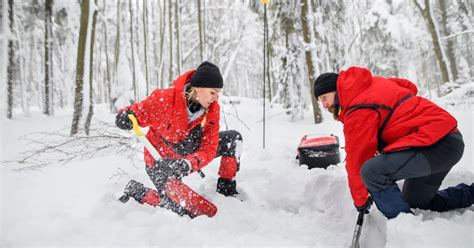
[
  {"x1": 125, "y1": 70, "x2": 220, "y2": 172},
  {"x1": 337, "y1": 67, "x2": 457, "y2": 207}
]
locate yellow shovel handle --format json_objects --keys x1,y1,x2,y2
[{"x1": 128, "y1": 114, "x2": 144, "y2": 137}]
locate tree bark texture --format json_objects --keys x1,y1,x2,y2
[
  {"x1": 301, "y1": 0, "x2": 322, "y2": 123},
  {"x1": 71, "y1": 0, "x2": 90, "y2": 135},
  {"x1": 413, "y1": 0, "x2": 450, "y2": 84},
  {"x1": 129, "y1": 0, "x2": 137, "y2": 101},
  {"x1": 44, "y1": 0, "x2": 53, "y2": 115},
  {"x1": 7, "y1": 0, "x2": 15, "y2": 119},
  {"x1": 85, "y1": 0, "x2": 98, "y2": 135}
]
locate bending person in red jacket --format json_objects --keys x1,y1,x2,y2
[
  {"x1": 314, "y1": 66, "x2": 473, "y2": 219},
  {"x1": 115, "y1": 61, "x2": 242, "y2": 217}
]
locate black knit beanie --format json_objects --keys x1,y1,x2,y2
[
  {"x1": 314, "y1": 73, "x2": 338, "y2": 98},
  {"x1": 190, "y1": 61, "x2": 223, "y2": 88}
]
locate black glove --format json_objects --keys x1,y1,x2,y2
[
  {"x1": 155, "y1": 158, "x2": 192, "y2": 180},
  {"x1": 356, "y1": 196, "x2": 373, "y2": 214},
  {"x1": 115, "y1": 109, "x2": 135, "y2": 130}
]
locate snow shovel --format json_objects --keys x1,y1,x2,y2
[
  {"x1": 350, "y1": 210, "x2": 366, "y2": 248},
  {"x1": 127, "y1": 114, "x2": 217, "y2": 217}
]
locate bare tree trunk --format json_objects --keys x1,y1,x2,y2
[
  {"x1": 197, "y1": 0, "x2": 203, "y2": 61},
  {"x1": 101, "y1": 2, "x2": 112, "y2": 112},
  {"x1": 28, "y1": 36, "x2": 36, "y2": 111},
  {"x1": 175, "y1": 0, "x2": 182, "y2": 75},
  {"x1": 6, "y1": 0, "x2": 14, "y2": 119},
  {"x1": 202, "y1": 0, "x2": 207, "y2": 59},
  {"x1": 44, "y1": 0, "x2": 53, "y2": 116},
  {"x1": 151, "y1": 1, "x2": 160, "y2": 89},
  {"x1": 59, "y1": 55, "x2": 64, "y2": 108},
  {"x1": 168, "y1": 0, "x2": 173, "y2": 83},
  {"x1": 50, "y1": 41, "x2": 54, "y2": 116},
  {"x1": 71, "y1": 0, "x2": 90, "y2": 135},
  {"x1": 159, "y1": 0, "x2": 166, "y2": 88},
  {"x1": 438, "y1": 0, "x2": 458, "y2": 81},
  {"x1": 143, "y1": 0, "x2": 150, "y2": 95},
  {"x1": 101, "y1": 0, "x2": 111, "y2": 111},
  {"x1": 18, "y1": 39, "x2": 26, "y2": 114},
  {"x1": 85, "y1": 0, "x2": 98, "y2": 135},
  {"x1": 96, "y1": 40, "x2": 103, "y2": 103},
  {"x1": 458, "y1": 1, "x2": 473, "y2": 78},
  {"x1": 413, "y1": 0, "x2": 450, "y2": 84},
  {"x1": 301, "y1": 0, "x2": 322, "y2": 123},
  {"x1": 266, "y1": 33, "x2": 271, "y2": 101},
  {"x1": 129, "y1": 0, "x2": 137, "y2": 100},
  {"x1": 114, "y1": 0, "x2": 121, "y2": 74}
]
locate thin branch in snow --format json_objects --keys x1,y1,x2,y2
[
  {"x1": 222, "y1": 110, "x2": 251, "y2": 131},
  {"x1": 3, "y1": 121, "x2": 142, "y2": 172},
  {"x1": 440, "y1": 29, "x2": 474, "y2": 40}
]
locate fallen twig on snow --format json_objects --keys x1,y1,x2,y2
[{"x1": 3, "y1": 120, "x2": 142, "y2": 172}]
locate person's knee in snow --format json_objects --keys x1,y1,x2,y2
[{"x1": 217, "y1": 130, "x2": 243, "y2": 158}]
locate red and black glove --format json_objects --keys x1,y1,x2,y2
[
  {"x1": 115, "y1": 109, "x2": 135, "y2": 130},
  {"x1": 146, "y1": 159, "x2": 192, "y2": 191},
  {"x1": 355, "y1": 195, "x2": 373, "y2": 214},
  {"x1": 155, "y1": 158, "x2": 192, "y2": 180}
]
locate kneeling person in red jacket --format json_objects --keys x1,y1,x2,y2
[
  {"x1": 116, "y1": 61, "x2": 242, "y2": 217},
  {"x1": 314, "y1": 67, "x2": 473, "y2": 219}
]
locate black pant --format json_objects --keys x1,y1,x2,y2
[
  {"x1": 146, "y1": 129, "x2": 243, "y2": 191},
  {"x1": 143, "y1": 130, "x2": 242, "y2": 216},
  {"x1": 216, "y1": 130, "x2": 243, "y2": 158},
  {"x1": 361, "y1": 131, "x2": 464, "y2": 209}
]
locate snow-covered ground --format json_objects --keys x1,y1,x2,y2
[{"x1": 1, "y1": 97, "x2": 473, "y2": 247}]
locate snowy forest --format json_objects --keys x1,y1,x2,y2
[
  {"x1": 2, "y1": 0, "x2": 473, "y2": 124},
  {"x1": 1, "y1": 0, "x2": 474, "y2": 247}
]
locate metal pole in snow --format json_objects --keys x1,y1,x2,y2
[
  {"x1": 351, "y1": 210, "x2": 365, "y2": 248},
  {"x1": 262, "y1": 0, "x2": 269, "y2": 149}
]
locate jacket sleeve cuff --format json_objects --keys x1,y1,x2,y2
[
  {"x1": 185, "y1": 155, "x2": 202, "y2": 172},
  {"x1": 182, "y1": 159, "x2": 193, "y2": 174}
]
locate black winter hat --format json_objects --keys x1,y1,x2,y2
[
  {"x1": 190, "y1": 61, "x2": 223, "y2": 88},
  {"x1": 314, "y1": 73, "x2": 338, "y2": 98}
]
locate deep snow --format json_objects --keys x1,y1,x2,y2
[{"x1": 1, "y1": 97, "x2": 473, "y2": 247}]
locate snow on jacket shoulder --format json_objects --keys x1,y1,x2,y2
[
  {"x1": 127, "y1": 69, "x2": 220, "y2": 172},
  {"x1": 337, "y1": 67, "x2": 457, "y2": 207}
]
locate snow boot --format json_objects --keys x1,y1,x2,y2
[
  {"x1": 119, "y1": 180, "x2": 147, "y2": 203},
  {"x1": 428, "y1": 183, "x2": 474, "y2": 212},
  {"x1": 217, "y1": 177, "x2": 239, "y2": 197},
  {"x1": 119, "y1": 180, "x2": 161, "y2": 207},
  {"x1": 371, "y1": 184, "x2": 412, "y2": 219}
]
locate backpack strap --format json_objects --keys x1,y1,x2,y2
[{"x1": 345, "y1": 94, "x2": 414, "y2": 152}]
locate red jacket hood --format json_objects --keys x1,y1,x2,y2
[
  {"x1": 337, "y1": 67, "x2": 373, "y2": 108},
  {"x1": 173, "y1": 69, "x2": 196, "y2": 91},
  {"x1": 337, "y1": 67, "x2": 418, "y2": 108}
]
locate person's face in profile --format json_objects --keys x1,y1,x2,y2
[
  {"x1": 195, "y1": 87, "x2": 222, "y2": 108},
  {"x1": 318, "y1": 91, "x2": 337, "y2": 113}
]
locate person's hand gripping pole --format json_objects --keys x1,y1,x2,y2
[{"x1": 128, "y1": 114, "x2": 162, "y2": 160}]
